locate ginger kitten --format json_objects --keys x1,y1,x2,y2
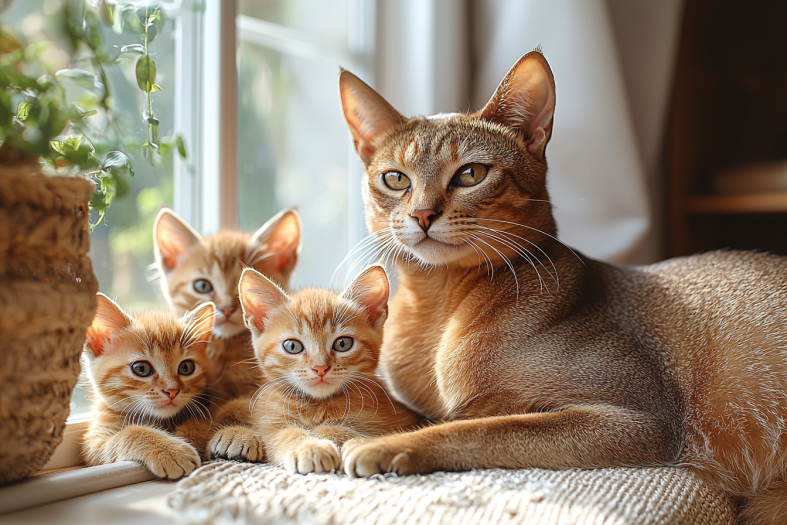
[
  {"x1": 80, "y1": 294, "x2": 215, "y2": 479},
  {"x1": 153, "y1": 208, "x2": 301, "y2": 421},
  {"x1": 212, "y1": 265, "x2": 420, "y2": 474},
  {"x1": 338, "y1": 51, "x2": 787, "y2": 524}
]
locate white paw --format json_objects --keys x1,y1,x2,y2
[{"x1": 283, "y1": 440, "x2": 341, "y2": 474}]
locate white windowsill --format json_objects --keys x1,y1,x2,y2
[{"x1": 0, "y1": 461, "x2": 156, "y2": 515}]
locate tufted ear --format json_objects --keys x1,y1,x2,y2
[
  {"x1": 339, "y1": 70, "x2": 404, "y2": 165},
  {"x1": 340, "y1": 265, "x2": 389, "y2": 329},
  {"x1": 480, "y1": 49, "x2": 556, "y2": 159},
  {"x1": 250, "y1": 208, "x2": 302, "y2": 277},
  {"x1": 238, "y1": 268, "x2": 289, "y2": 336},
  {"x1": 154, "y1": 208, "x2": 203, "y2": 271},
  {"x1": 181, "y1": 302, "x2": 216, "y2": 349},
  {"x1": 85, "y1": 293, "x2": 133, "y2": 357}
]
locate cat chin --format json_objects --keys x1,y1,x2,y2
[
  {"x1": 151, "y1": 404, "x2": 186, "y2": 420},
  {"x1": 404, "y1": 241, "x2": 479, "y2": 267},
  {"x1": 302, "y1": 382, "x2": 343, "y2": 400}
]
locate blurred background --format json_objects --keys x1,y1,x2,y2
[{"x1": 5, "y1": 0, "x2": 787, "y2": 413}]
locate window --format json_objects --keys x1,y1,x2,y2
[{"x1": 5, "y1": 0, "x2": 374, "y2": 427}]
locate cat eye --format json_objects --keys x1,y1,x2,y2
[
  {"x1": 382, "y1": 171, "x2": 411, "y2": 191},
  {"x1": 178, "y1": 360, "x2": 196, "y2": 376},
  {"x1": 332, "y1": 337, "x2": 354, "y2": 352},
  {"x1": 453, "y1": 164, "x2": 489, "y2": 188},
  {"x1": 131, "y1": 361, "x2": 154, "y2": 378},
  {"x1": 193, "y1": 279, "x2": 213, "y2": 294},
  {"x1": 282, "y1": 339, "x2": 304, "y2": 354}
]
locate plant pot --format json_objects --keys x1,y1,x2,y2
[{"x1": 0, "y1": 162, "x2": 98, "y2": 484}]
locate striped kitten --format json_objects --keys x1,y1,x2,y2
[
  {"x1": 213, "y1": 265, "x2": 421, "y2": 474},
  {"x1": 153, "y1": 208, "x2": 301, "y2": 434},
  {"x1": 80, "y1": 294, "x2": 215, "y2": 479}
]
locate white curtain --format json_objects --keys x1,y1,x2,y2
[{"x1": 375, "y1": 0, "x2": 683, "y2": 264}]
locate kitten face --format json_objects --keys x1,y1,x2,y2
[
  {"x1": 154, "y1": 208, "x2": 301, "y2": 338},
  {"x1": 339, "y1": 51, "x2": 558, "y2": 268},
  {"x1": 83, "y1": 294, "x2": 216, "y2": 420},
  {"x1": 239, "y1": 266, "x2": 389, "y2": 400}
]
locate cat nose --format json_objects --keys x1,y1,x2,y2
[
  {"x1": 410, "y1": 209, "x2": 442, "y2": 232},
  {"x1": 164, "y1": 388, "x2": 180, "y2": 400},
  {"x1": 312, "y1": 365, "x2": 330, "y2": 377},
  {"x1": 221, "y1": 306, "x2": 236, "y2": 318}
]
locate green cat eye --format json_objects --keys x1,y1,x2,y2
[
  {"x1": 332, "y1": 337, "x2": 354, "y2": 352},
  {"x1": 131, "y1": 361, "x2": 153, "y2": 377},
  {"x1": 178, "y1": 359, "x2": 196, "y2": 376},
  {"x1": 283, "y1": 339, "x2": 304, "y2": 354},
  {"x1": 193, "y1": 279, "x2": 213, "y2": 294},
  {"x1": 383, "y1": 171, "x2": 411, "y2": 190},
  {"x1": 453, "y1": 164, "x2": 489, "y2": 187}
]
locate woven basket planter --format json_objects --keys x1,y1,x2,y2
[{"x1": 0, "y1": 162, "x2": 98, "y2": 484}]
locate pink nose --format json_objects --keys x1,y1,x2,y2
[
  {"x1": 410, "y1": 209, "x2": 441, "y2": 231},
  {"x1": 164, "y1": 388, "x2": 180, "y2": 400},
  {"x1": 312, "y1": 365, "x2": 329, "y2": 377},
  {"x1": 221, "y1": 307, "x2": 236, "y2": 318}
]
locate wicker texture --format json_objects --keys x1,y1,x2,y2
[
  {"x1": 170, "y1": 462, "x2": 738, "y2": 525},
  {"x1": 0, "y1": 164, "x2": 98, "y2": 484}
]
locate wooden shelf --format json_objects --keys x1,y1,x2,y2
[{"x1": 685, "y1": 192, "x2": 787, "y2": 214}]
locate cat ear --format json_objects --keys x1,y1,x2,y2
[
  {"x1": 339, "y1": 70, "x2": 404, "y2": 165},
  {"x1": 249, "y1": 208, "x2": 302, "y2": 276},
  {"x1": 238, "y1": 268, "x2": 289, "y2": 335},
  {"x1": 341, "y1": 264, "x2": 390, "y2": 328},
  {"x1": 154, "y1": 208, "x2": 203, "y2": 271},
  {"x1": 85, "y1": 293, "x2": 133, "y2": 357},
  {"x1": 181, "y1": 302, "x2": 216, "y2": 349},
  {"x1": 479, "y1": 49, "x2": 556, "y2": 159}
]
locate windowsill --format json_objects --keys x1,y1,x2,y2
[
  {"x1": 0, "y1": 479, "x2": 176, "y2": 525},
  {"x1": 0, "y1": 461, "x2": 156, "y2": 515}
]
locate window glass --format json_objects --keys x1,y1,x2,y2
[
  {"x1": 239, "y1": 0, "x2": 350, "y2": 49},
  {"x1": 237, "y1": 13, "x2": 355, "y2": 288}
]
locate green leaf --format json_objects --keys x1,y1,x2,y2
[
  {"x1": 150, "y1": 83, "x2": 161, "y2": 92},
  {"x1": 102, "y1": 150, "x2": 132, "y2": 170},
  {"x1": 176, "y1": 134, "x2": 187, "y2": 159},
  {"x1": 16, "y1": 100, "x2": 31, "y2": 121},
  {"x1": 50, "y1": 139, "x2": 64, "y2": 155},
  {"x1": 55, "y1": 69, "x2": 104, "y2": 91},
  {"x1": 134, "y1": 57, "x2": 157, "y2": 93},
  {"x1": 120, "y1": 44, "x2": 144, "y2": 54}
]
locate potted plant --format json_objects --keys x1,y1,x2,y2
[{"x1": 0, "y1": 0, "x2": 182, "y2": 483}]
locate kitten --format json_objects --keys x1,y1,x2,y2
[
  {"x1": 338, "y1": 51, "x2": 787, "y2": 524},
  {"x1": 153, "y1": 207, "x2": 301, "y2": 430},
  {"x1": 212, "y1": 265, "x2": 420, "y2": 474},
  {"x1": 80, "y1": 293, "x2": 216, "y2": 479}
]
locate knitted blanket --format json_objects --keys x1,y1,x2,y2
[{"x1": 169, "y1": 462, "x2": 737, "y2": 524}]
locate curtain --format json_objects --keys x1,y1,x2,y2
[{"x1": 375, "y1": 0, "x2": 683, "y2": 264}]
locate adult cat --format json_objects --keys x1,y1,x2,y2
[{"x1": 338, "y1": 50, "x2": 787, "y2": 524}]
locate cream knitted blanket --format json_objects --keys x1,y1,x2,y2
[{"x1": 168, "y1": 462, "x2": 737, "y2": 524}]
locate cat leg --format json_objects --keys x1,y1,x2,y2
[
  {"x1": 85, "y1": 425, "x2": 201, "y2": 480},
  {"x1": 311, "y1": 424, "x2": 364, "y2": 447},
  {"x1": 343, "y1": 404, "x2": 675, "y2": 477},
  {"x1": 266, "y1": 425, "x2": 342, "y2": 474},
  {"x1": 209, "y1": 425, "x2": 265, "y2": 462},
  {"x1": 173, "y1": 418, "x2": 213, "y2": 460},
  {"x1": 213, "y1": 396, "x2": 253, "y2": 426},
  {"x1": 740, "y1": 481, "x2": 787, "y2": 525}
]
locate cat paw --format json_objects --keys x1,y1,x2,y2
[
  {"x1": 283, "y1": 440, "x2": 341, "y2": 474},
  {"x1": 210, "y1": 426, "x2": 265, "y2": 462},
  {"x1": 342, "y1": 437, "x2": 420, "y2": 477},
  {"x1": 143, "y1": 439, "x2": 201, "y2": 480}
]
